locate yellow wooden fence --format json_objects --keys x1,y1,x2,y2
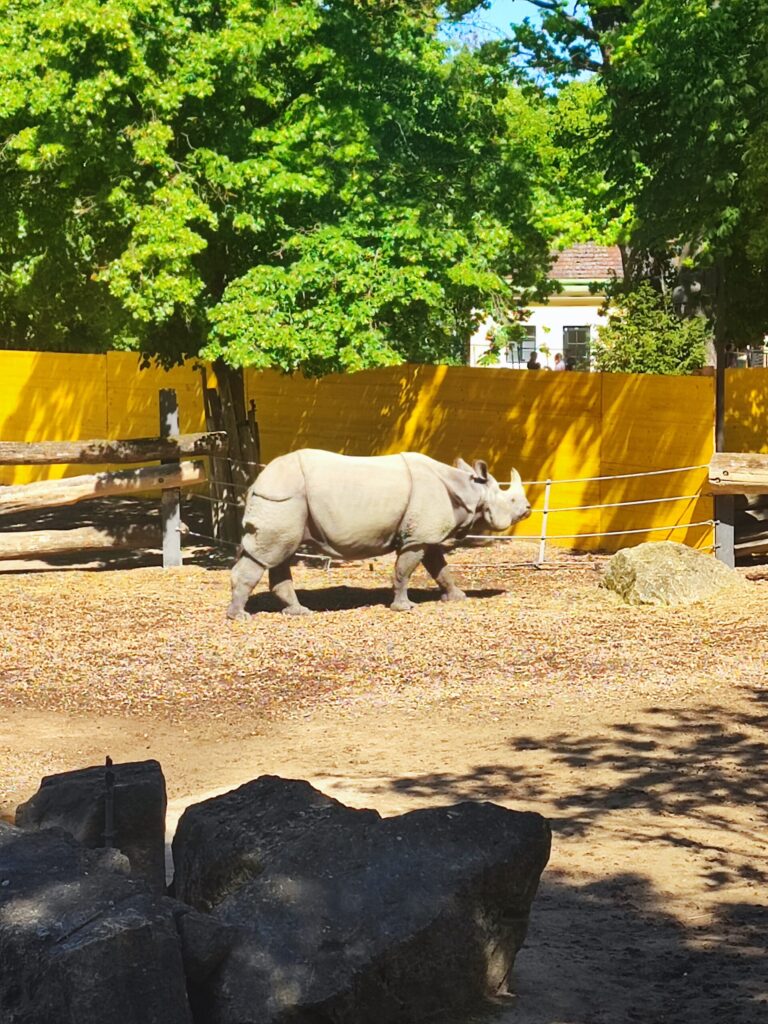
[{"x1": 1, "y1": 349, "x2": 766, "y2": 552}]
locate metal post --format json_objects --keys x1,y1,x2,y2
[
  {"x1": 103, "y1": 755, "x2": 115, "y2": 848},
  {"x1": 537, "y1": 479, "x2": 551, "y2": 566},
  {"x1": 159, "y1": 389, "x2": 182, "y2": 568},
  {"x1": 713, "y1": 263, "x2": 736, "y2": 568},
  {"x1": 715, "y1": 502, "x2": 735, "y2": 568}
]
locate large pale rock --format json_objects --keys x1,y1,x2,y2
[
  {"x1": 172, "y1": 775, "x2": 381, "y2": 911},
  {"x1": 179, "y1": 782, "x2": 550, "y2": 1024},
  {"x1": 601, "y1": 541, "x2": 739, "y2": 606},
  {"x1": 16, "y1": 759, "x2": 167, "y2": 892},
  {"x1": 0, "y1": 822, "x2": 193, "y2": 1024}
]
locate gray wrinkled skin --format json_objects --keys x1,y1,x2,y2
[{"x1": 227, "y1": 449, "x2": 530, "y2": 618}]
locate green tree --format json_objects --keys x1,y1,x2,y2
[
  {"x1": 593, "y1": 283, "x2": 707, "y2": 374},
  {"x1": 0, "y1": 0, "x2": 557, "y2": 376},
  {"x1": 511, "y1": 0, "x2": 768, "y2": 348}
]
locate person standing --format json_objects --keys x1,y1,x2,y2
[
  {"x1": 553, "y1": 353, "x2": 566, "y2": 371},
  {"x1": 526, "y1": 351, "x2": 541, "y2": 370}
]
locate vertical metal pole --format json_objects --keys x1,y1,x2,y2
[
  {"x1": 713, "y1": 265, "x2": 736, "y2": 568},
  {"x1": 160, "y1": 388, "x2": 182, "y2": 568},
  {"x1": 103, "y1": 755, "x2": 115, "y2": 848},
  {"x1": 537, "y1": 479, "x2": 551, "y2": 566}
]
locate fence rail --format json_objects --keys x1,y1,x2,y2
[
  {"x1": 466, "y1": 462, "x2": 715, "y2": 565},
  {"x1": 0, "y1": 389, "x2": 218, "y2": 567}
]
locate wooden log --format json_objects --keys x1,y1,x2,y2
[
  {"x1": 736, "y1": 536, "x2": 768, "y2": 557},
  {"x1": 0, "y1": 432, "x2": 226, "y2": 465},
  {"x1": 0, "y1": 461, "x2": 206, "y2": 515},
  {"x1": 0, "y1": 525, "x2": 162, "y2": 560},
  {"x1": 708, "y1": 452, "x2": 768, "y2": 495}
]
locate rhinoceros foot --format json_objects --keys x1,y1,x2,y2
[
  {"x1": 390, "y1": 599, "x2": 415, "y2": 612},
  {"x1": 440, "y1": 589, "x2": 467, "y2": 602},
  {"x1": 281, "y1": 604, "x2": 312, "y2": 616},
  {"x1": 227, "y1": 609, "x2": 252, "y2": 623}
]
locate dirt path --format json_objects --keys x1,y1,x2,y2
[
  {"x1": 2, "y1": 690, "x2": 765, "y2": 1024},
  {"x1": 1, "y1": 553, "x2": 766, "y2": 1022}
]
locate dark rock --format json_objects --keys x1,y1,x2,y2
[
  {"x1": 0, "y1": 822, "x2": 192, "y2": 1024},
  {"x1": 193, "y1": 792, "x2": 551, "y2": 1024},
  {"x1": 172, "y1": 775, "x2": 381, "y2": 911},
  {"x1": 601, "y1": 541, "x2": 740, "y2": 606},
  {"x1": 16, "y1": 759, "x2": 167, "y2": 892}
]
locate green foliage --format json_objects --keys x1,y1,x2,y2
[
  {"x1": 0, "y1": 0, "x2": 558, "y2": 372},
  {"x1": 511, "y1": 0, "x2": 768, "y2": 343},
  {"x1": 593, "y1": 284, "x2": 708, "y2": 375}
]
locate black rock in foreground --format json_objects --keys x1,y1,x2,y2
[
  {"x1": 173, "y1": 775, "x2": 381, "y2": 912},
  {"x1": 175, "y1": 781, "x2": 551, "y2": 1024},
  {"x1": 0, "y1": 823, "x2": 193, "y2": 1024},
  {"x1": 16, "y1": 759, "x2": 167, "y2": 892}
]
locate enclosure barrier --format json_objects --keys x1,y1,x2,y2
[
  {"x1": 0, "y1": 389, "x2": 225, "y2": 567},
  {"x1": 469, "y1": 462, "x2": 716, "y2": 566},
  {"x1": 708, "y1": 452, "x2": 768, "y2": 558}
]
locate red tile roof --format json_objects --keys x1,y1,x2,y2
[{"x1": 549, "y1": 244, "x2": 624, "y2": 281}]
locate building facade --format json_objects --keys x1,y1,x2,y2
[{"x1": 469, "y1": 243, "x2": 624, "y2": 371}]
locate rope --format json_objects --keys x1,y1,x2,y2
[
  {"x1": 184, "y1": 529, "x2": 239, "y2": 549},
  {"x1": 209, "y1": 477, "x2": 250, "y2": 491},
  {"x1": 468, "y1": 519, "x2": 715, "y2": 543},
  {"x1": 188, "y1": 492, "x2": 243, "y2": 510},
  {"x1": 517, "y1": 463, "x2": 709, "y2": 487},
  {"x1": 533, "y1": 493, "x2": 704, "y2": 515}
]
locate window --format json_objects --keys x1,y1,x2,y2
[
  {"x1": 562, "y1": 326, "x2": 592, "y2": 370},
  {"x1": 506, "y1": 326, "x2": 537, "y2": 365}
]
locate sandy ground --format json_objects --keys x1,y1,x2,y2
[{"x1": 1, "y1": 547, "x2": 766, "y2": 1023}]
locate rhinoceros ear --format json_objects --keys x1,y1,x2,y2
[
  {"x1": 472, "y1": 459, "x2": 489, "y2": 483},
  {"x1": 454, "y1": 457, "x2": 474, "y2": 474}
]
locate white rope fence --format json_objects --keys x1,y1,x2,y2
[{"x1": 469, "y1": 463, "x2": 714, "y2": 565}]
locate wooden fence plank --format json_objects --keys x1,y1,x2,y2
[
  {"x1": 708, "y1": 452, "x2": 768, "y2": 494},
  {"x1": 0, "y1": 432, "x2": 226, "y2": 465},
  {"x1": 0, "y1": 461, "x2": 206, "y2": 515},
  {"x1": 0, "y1": 526, "x2": 161, "y2": 560}
]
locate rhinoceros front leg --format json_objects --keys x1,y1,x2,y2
[
  {"x1": 227, "y1": 554, "x2": 265, "y2": 622},
  {"x1": 391, "y1": 547, "x2": 425, "y2": 611},
  {"x1": 269, "y1": 561, "x2": 312, "y2": 616},
  {"x1": 423, "y1": 546, "x2": 467, "y2": 603}
]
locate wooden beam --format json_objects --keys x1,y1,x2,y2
[
  {"x1": 708, "y1": 452, "x2": 768, "y2": 495},
  {"x1": 0, "y1": 525, "x2": 162, "y2": 560},
  {"x1": 0, "y1": 432, "x2": 226, "y2": 465},
  {"x1": 0, "y1": 461, "x2": 206, "y2": 515},
  {"x1": 736, "y1": 536, "x2": 768, "y2": 557}
]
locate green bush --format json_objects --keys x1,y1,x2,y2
[{"x1": 593, "y1": 284, "x2": 709, "y2": 375}]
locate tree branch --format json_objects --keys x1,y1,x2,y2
[{"x1": 525, "y1": 0, "x2": 600, "y2": 43}]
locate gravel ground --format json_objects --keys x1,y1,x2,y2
[
  {"x1": 0, "y1": 543, "x2": 765, "y2": 721},
  {"x1": 1, "y1": 544, "x2": 766, "y2": 1024}
]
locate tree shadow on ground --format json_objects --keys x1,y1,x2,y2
[
  {"x1": 475, "y1": 869, "x2": 767, "y2": 1024},
  {"x1": 385, "y1": 688, "x2": 768, "y2": 885},
  {"x1": 244, "y1": 585, "x2": 506, "y2": 614}
]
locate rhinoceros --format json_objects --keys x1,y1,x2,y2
[{"x1": 226, "y1": 449, "x2": 530, "y2": 619}]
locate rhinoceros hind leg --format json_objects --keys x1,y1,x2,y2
[
  {"x1": 391, "y1": 548, "x2": 424, "y2": 611},
  {"x1": 270, "y1": 561, "x2": 312, "y2": 616},
  {"x1": 227, "y1": 554, "x2": 265, "y2": 621},
  {"x1": 423, "y1": 547, "x2": 467, "y2": 602}
]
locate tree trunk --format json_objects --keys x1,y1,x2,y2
[
  {"x1": 205, "y1": 360, "x2": 262, "y2": 546},
  {"x1": 0, "y1": 461, "x2": 206, "y2": 515}
]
